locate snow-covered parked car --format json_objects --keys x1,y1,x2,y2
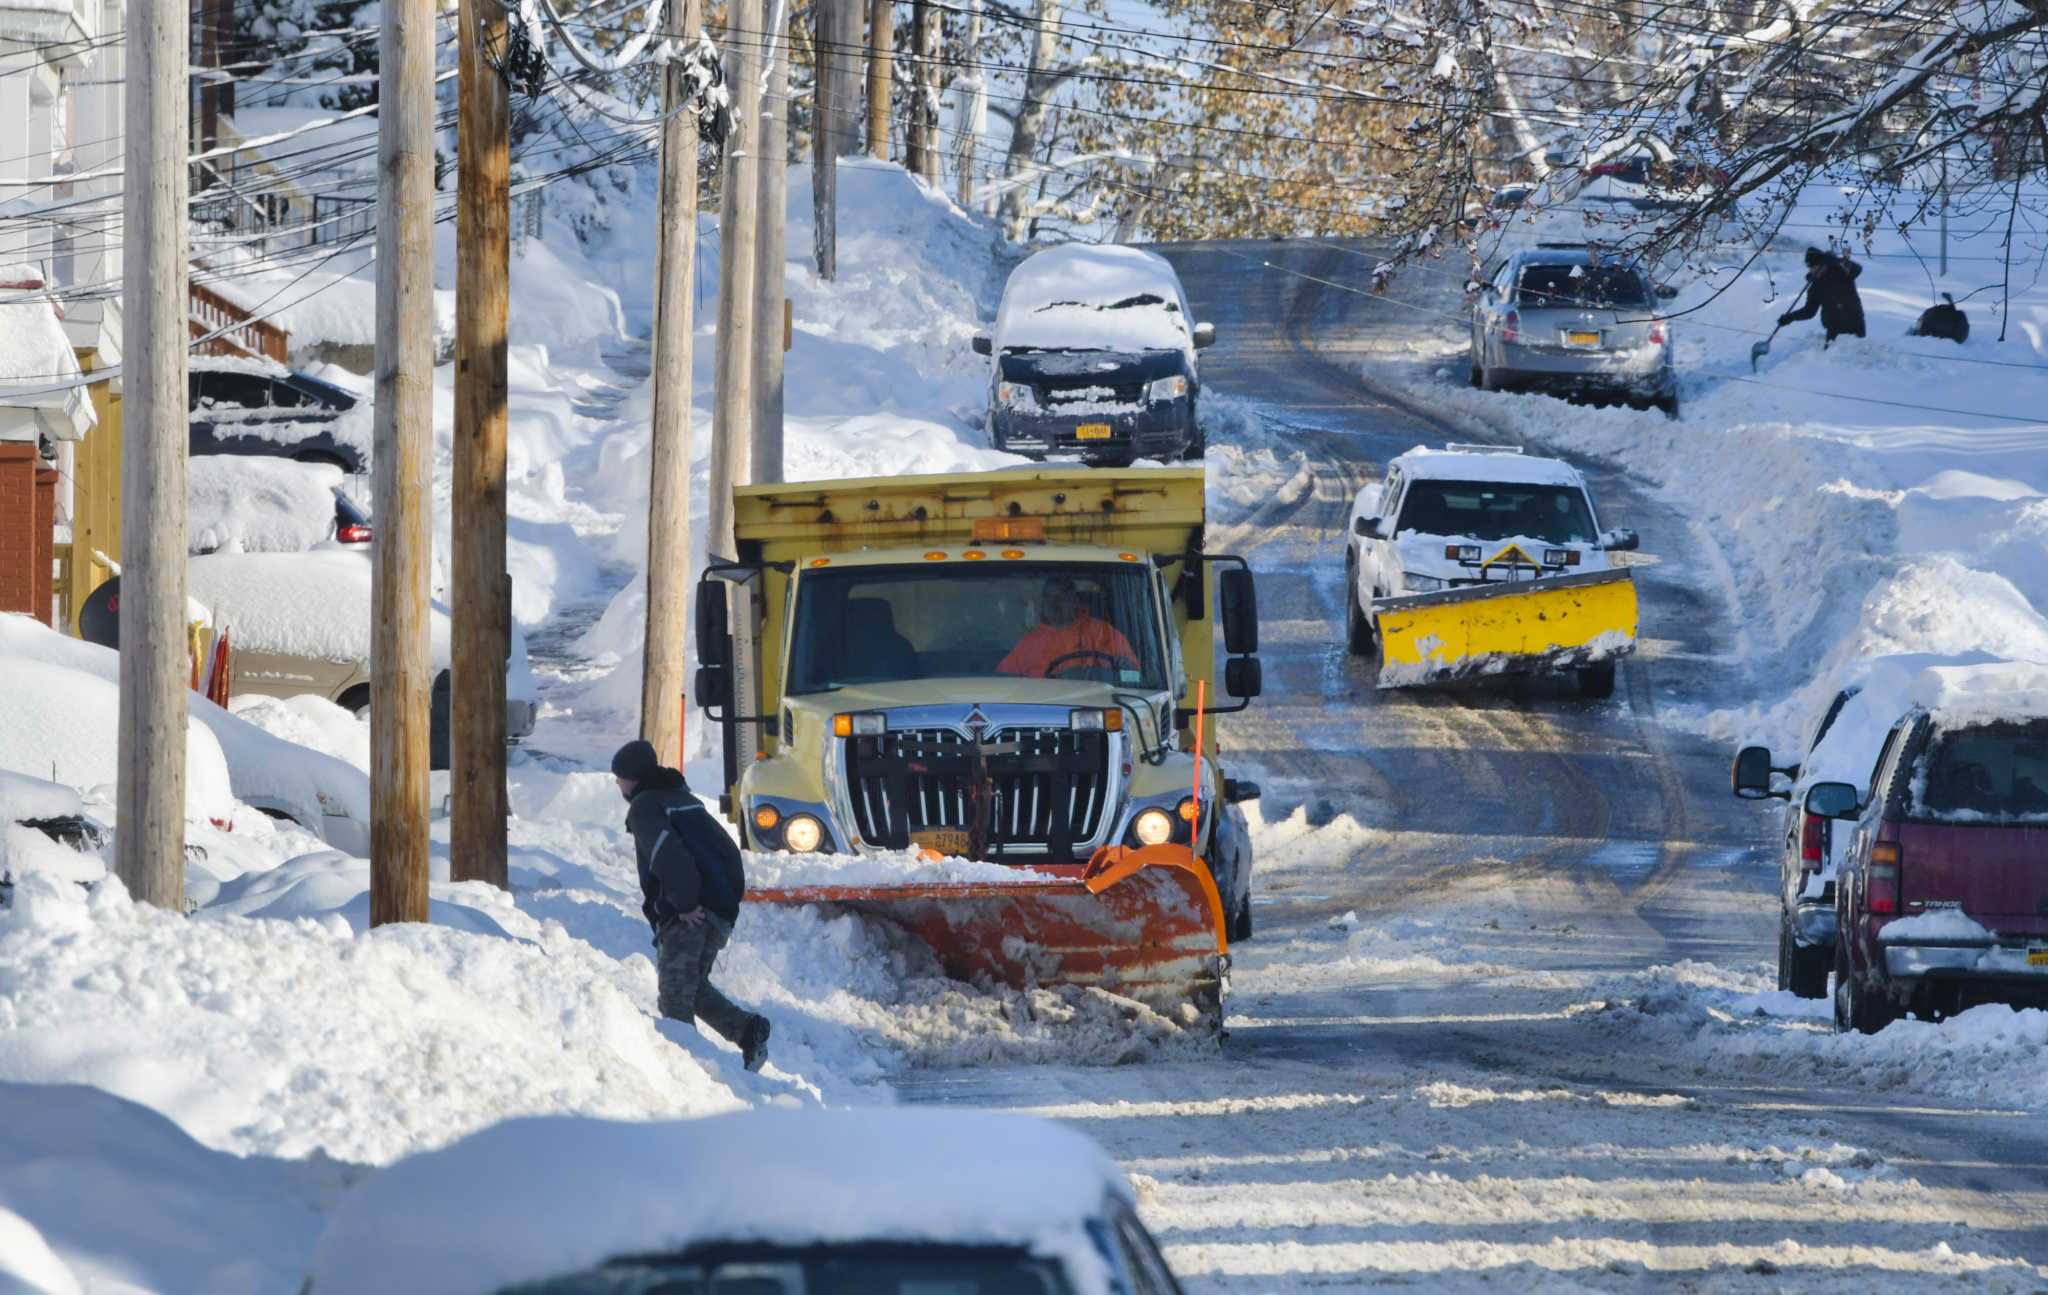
[
  {"x1": 0, "y1": 614, "x2": 371, "y2": 854},
  {"x1": 1469, "y1": 245, "x2": 1679, "y2": 416},
  {"x1": 1345, "y1": 444, "x2": 1639, "y2": 696},
  {"x1": 188, "y1": 455, "x2": 369, "y2": 556},
  {"x1": 1807, "y1": 663, "x2": 2048, "y2": 1033},
  {"x1": 306, "y1": 1108, "x2": 1184, "y2": 1295},
  {"x1": 188, "y1": 355, "x2": 367, "y2": 475},
  {"x1": 0, "y1": 769, "x2": 104, "y2": 893},
  {"x1": 78, "y1": 549, "x2": 540, "y2": 761},
  {"x1": 975, "y1": 243, "x2": 1215, "y2": 465}
]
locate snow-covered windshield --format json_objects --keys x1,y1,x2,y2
[
  {"x1": 501, "y1": 1247, "x2": 1076, "y2": 1295},
  {"x1": 1517, "y1": 265, "x2": 1652, "y2": 309},
  {"x1": 786, "y1": 564, "x2": 1167, "y2": 693},
  {"x1": 993, "y1": 245, "x2": 1191, "y2": 353},
  {"x1": 1395, "y1": 480, "x2": 1597, "y2": 545},
  {"x1": 1912, "y1": 718, "x2": 2048, "y2": 820}
]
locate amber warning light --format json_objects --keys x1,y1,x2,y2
[{"x1": 970, "y1": 516, "x2": 1047, "y2": 543}]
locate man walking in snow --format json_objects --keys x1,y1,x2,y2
[
  {"x1": 1778, "y1": 247, "x2": 1866, "y2": 347},
  {"x1": 613, "y1": 739, "x2": 771, "y2": 1071}
]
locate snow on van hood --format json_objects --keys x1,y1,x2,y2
[
  {"x1": 994, "y1": 244, "x2": 1191, "y2": 355},
  {"x1": 308, "y1": 1108, "x2": 1127, "y2": 1295}
]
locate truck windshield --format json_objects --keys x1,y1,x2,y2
[
  {"x1": 787, "y1": 563, "x2": 1168, "y2": 694},
  {"x1": 1913, "y1": 718, "x2": 2048, "y2": 820},
  {"x1": 1395, "y1": 480, "x2": 1597, "y2": 545},
  {"x1": 503, "y1": 1246, "x2": 1074, "y2": 1294}
]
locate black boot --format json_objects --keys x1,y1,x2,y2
[{"x1": 741, "y1": 1015, "x2": 771, "y2": 1072}]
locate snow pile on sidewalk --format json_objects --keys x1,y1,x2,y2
[{"x1": 1375, "y1": 176, "x2": 2048, "y2": 749}]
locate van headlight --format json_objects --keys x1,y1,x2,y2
[
  {"x1": 783, "y1": 814, "x2": 825, "y2": 853},
  {"x1": 1147, "y1": 375, "x2": 1189, "y2": 402},
  {"x1": 1132, "y1": 808, "x2": 1175, "y2": 846},
  {"x1": 996, "y1": 381, "x2": 1039, "y2": 411}
]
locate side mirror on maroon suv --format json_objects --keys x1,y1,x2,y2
[{"x1": 1804, "y1": 781, "x2": 1860, "y2": 820}]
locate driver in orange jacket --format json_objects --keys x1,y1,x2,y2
[{"x1": 998, "y1": 574, "x2": 1139, "y2": 677}]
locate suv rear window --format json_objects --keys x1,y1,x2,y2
[
  {"x1": 1518, "y1": 265, "x2": 1652, "y2": 309},
  {"x1": 1913, "y1": 717, "x2": 2048, "y2": 820}
]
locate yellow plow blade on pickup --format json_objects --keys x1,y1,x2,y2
[{"x1": 1377, "y1": 565, "x2": 1638, "y2": 689}]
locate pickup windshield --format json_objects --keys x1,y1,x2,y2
[
  {"x1": 1914, "y1": 718, "x2": 2048, "y2": 820},
  {"x1": 786, "y1": 563, "x2": 1168, "y2": 694},
  {"x1": 1395, "y1": 480, "x2": 1597, "y2": 545}
]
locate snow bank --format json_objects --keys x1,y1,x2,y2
[{"x1": 310, "y1": 1109, "x2": 1128, "y2": 1295}]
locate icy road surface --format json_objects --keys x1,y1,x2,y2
[{"x1": 896, "y1": 241, "x2": 2048, "y2": 1290}]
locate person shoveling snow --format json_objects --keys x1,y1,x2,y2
[
  {"x1": 613, "y1": 739, "x2": 772, "y2": 1072},
  {"x1": 1778, "y1": 246, "x2": 1866, "y2": 347}
]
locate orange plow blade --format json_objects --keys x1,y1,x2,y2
[{"x1": 751, "y1": 844, "x2": 1230, "y2": 1029}]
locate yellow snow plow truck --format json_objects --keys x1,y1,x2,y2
[
  {"x1": 1343, "y1": 444, "x2": 1641, "y2": 697},
  {"x1": 693, "y1": 468, "x2": 1264, "y2": 1028}
]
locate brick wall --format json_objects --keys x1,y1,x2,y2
[
  {"x1": 0, "y1": 443, "x2": 36, "y2": 617},
  {"x1": 34, "y1": 465, "x2": 58, "y2": 626}
]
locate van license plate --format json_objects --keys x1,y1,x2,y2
[
  {"x1": 912, "y1": 828, "x2": 972, "y2": 857},
  {"x1": 1075, "y1": 424, "x2": 1113, "y2": 440},
  {"x1": 1565, "y1": 330, "x2": 1601, "y2": 348},
  {"x1": 2028, "y1": 948, "x2": 2048, "y2": 968}
]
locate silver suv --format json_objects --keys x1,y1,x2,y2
[{"x1": 1469, "y1": 246, "x2": 1679, "y2": 417}]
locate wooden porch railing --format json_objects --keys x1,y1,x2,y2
[{"x1": 189, "y1": 280, "x2": 290, "y2": 363}]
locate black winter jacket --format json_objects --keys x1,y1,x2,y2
[
  {"x1": 624, "y1": 766, "x2": 747, "y2": 929},
  {"x1": 1782, "y1": 256, "x2": 1865, "y2": 340}
]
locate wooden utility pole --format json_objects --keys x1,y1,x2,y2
[
  {"x1": 116, "y1": 0, "x2": 188, "y2": 911},
  {"x1": 865, "y1": 0, "x2": 892, "y2": 159},
  {"x1": 453, "y1": 0, "x2": 510, "y2": 886},
  {"x1": 371, "y1": 0, "x2": 436, "y2": 926},
  {"x1": 908, "y1": 0, "x2": 939, "y2": 184},
  {"x1": 709, "y1": 0, "x2": 760, "y2": 558},
  {"x1": 639, "y1": 0, "x2": 702, "y2": 765},
  {"x1": 751, "y1": 0, "x2": 788, "y2": 485}
]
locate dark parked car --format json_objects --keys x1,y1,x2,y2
[
  {"x1": 1812, "y1": 705, "x2": 2048, "y2": 1032},
  {"x1": 974, "y1": 243, "x2": 1215, "y2": 465},
  {"x1": 332, "y1": 488, "x2": 371, "y2": 545},
  {"x1": 189, "y1": 360, "x2": 367, "y2": 475}
]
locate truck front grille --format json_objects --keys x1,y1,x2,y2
[
  {"x1": 1041, "y1": 380, "x2": 1145, "y2": 406},
  {"x1": 844, "y1": 726, "x2": 1111, "y2": 860}
]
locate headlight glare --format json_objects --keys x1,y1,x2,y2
[
  {"x1": 783, "y1": 814, "x2": 825, "y2": 853},
  {"x1": 1133, "y1": 808, "x2": 1174, "y2": 846}
]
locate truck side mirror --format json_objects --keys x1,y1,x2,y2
[
  {"x1": 1191, "y1": 322, "x2": 1217, "y2": 349},
  {"x1": 693, "y1": 664, "x2": 730, "y2": 713},
  {"x1": 1731, "y1": 745, "x2": 1786, "y2": 800},
  {"x1": 1219, "y1": 567, "x2": 1258, "y2": 656},
  {"x1": 1805, "y1": 781, "x2": 1860, "y2": 821},
  {"x1": 1353, "y1": 516, "x2": 1386, "y2": 540},
  {"x1": 1225, "y1": 655, "x2": 1262, "y2": 700},
  {"x1": 1603, "y1": 527, "x2": 1640, "y2": 552},
  {"x1": 696, "y1": 589, "x2": 730, "y2": 668},
  {"x1": 971, "y1": 333, "x2": 993, "y2": 356}
]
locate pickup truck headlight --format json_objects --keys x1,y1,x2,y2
[
  {"x1": 1147, "y1": 375, "x2": 1189, "y2": 402},
  {"x1": 1404, "y1": 574, "x2": 1448, "y2": 592},
  {"x1": 783, "y1": 814, "x2": 825, "y2": 853},
  {"x1": 1133, "y1": 808, "x2": 1175, "y2": 846},
  {"x1": 996, "y1": 381, "x2": 1039, "y2": 411}
]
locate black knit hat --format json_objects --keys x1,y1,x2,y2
[
  {"x1": 1804, "y1": 246, "x2": 1828, "y2": 267},
  {"x1": 611, "y1": 739, "x2": 659, "y2": 783}
]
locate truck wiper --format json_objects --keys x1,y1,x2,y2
[{"x1": 1113, "y1": 692, "x2": 1169, "y2": 765}]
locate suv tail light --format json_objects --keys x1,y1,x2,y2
[
  {"x1": 1501, "y1": 310, "x2": 1520, "y2": 343},
  {"x1": 337, "y1": 523, "x2": 372, "y2": 544},
  {"x1": 1800, "y1": 812, "x2": 1824, "y2": 865},
  {"x1": 1867, "y1": 841, "x2": 1901, "y2": 915},
  {"x1": 1648, "y1": 321, "x2": 1667, "y2": 346}
]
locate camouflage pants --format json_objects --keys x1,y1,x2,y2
[{"x1": 655, "y1": 913, "x2": 756, "y2": 1045}]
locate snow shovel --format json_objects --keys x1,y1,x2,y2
[{"x1": 1749, "y1": 288, "x2": 1806, "y2": 371}]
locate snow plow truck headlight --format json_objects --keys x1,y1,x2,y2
[
  {"x1": 783, "y1": 814, "x2": 825, "y2": 853},
  {"x1": 1405, "y1": 574, "x2": 1448, "y2": 592},
  {"x1": 1133, "y1": 808, "x2": 1175, "y2": 846}
]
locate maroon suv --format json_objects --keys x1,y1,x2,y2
[{"x1": 1812, "y1": 706, "x2": 2048, "y2": 1033}]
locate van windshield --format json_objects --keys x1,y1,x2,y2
[
  {"x1": 786, "y1": 563, "x2": 1168, "y2": 694},
  {"x1": 1395, "y1": 480, "x2": 1597, "y2": 545},
  {"x1": 1914, "y1": 718, "x2": 2048, "y2": 820}
]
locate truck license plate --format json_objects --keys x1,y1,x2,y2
[
  {"x1": 912, "y1": 828, "x2": 972, "y2": 857},
  {"x1": 1075, "y1": 424, "x2": 1112, "y2": 440},
  {"x1": 2028, "y1": 948, "x2": 2048, "y2": 968},
  {"x1": 1565, "y1": 330, "x2": 1601, "y2": 347}
]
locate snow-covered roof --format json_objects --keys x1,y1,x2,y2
[
  {"x1": 187, "y1": 550, "x2": 452, "y2": 667},
  {"x1": 307, "y1": 1108, "x2": 1130, "y2": 1295},
  {"x1": 994, "y1": 243, "x2": 1192, "y2": 353},
  {"x1": 1392, "y1": 444, "x2": 1587, "y2": 488},
  {"x1": 1910, "y1": 661, "x2": 2048, "y2": 725},
  {"x1": 0, "y1": 268, "x2": 94, "y2": 439},
  {"x1": 0, "y1": 767, "x2": 80, "y2": 823},
  {"x1": 227, "y1": 107, "x2": 379, "y2": 182}
]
